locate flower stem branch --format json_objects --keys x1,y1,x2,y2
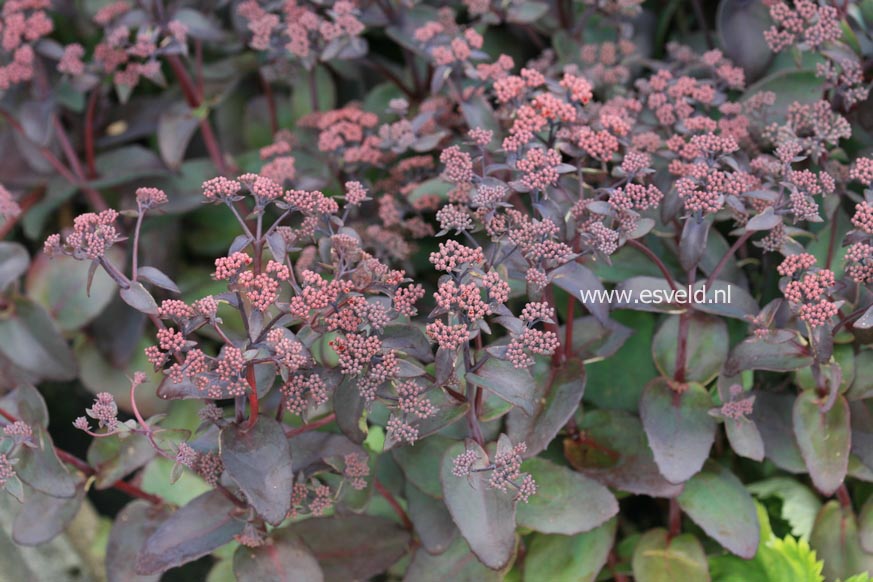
[
  {"x1": 284, "y1": 413, "x2": 336, "y2": 438},
  {"x1": 374, "y1": 478, "x2": 413, "y2": 531}
]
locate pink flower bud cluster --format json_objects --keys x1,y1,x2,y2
[
  {"x1": 44, "y1": 209, "x2": 122, "y2": 260},
  {"x1": 451, "y1": 440, "x2": 537, "y2": 503},
  {"x1": 0, "y1": 0, "x2": 53, "y2": 89},
  {"x1": 764, "y1": 0, "x2": 841, "y2": 53},
  {"x1": 343, "y1": 453, "x2": 370, "y2": 491},
  {"x1": 280, "y1": 374, "x2": 328, "y2": 415}
]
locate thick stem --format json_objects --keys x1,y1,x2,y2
[
  {"x1": 836, "y1": 484, "x2": 852, "y2": 509},
  {"x1": 242, "y1": 364, "x2": 259, "y2": 432},
  {"x1": 259, "y1": 72, "x2": 279, "y2": 135},
  {"x1": 668, "y1": 498, "x2": 682, "y2": 538},
  {"x1": 627, "y1": 239, "x2": 679, "y2": 291},
  {"x1": 374, "y1": 479, "x2": 413, "y2": 530},
  {"x1": 53, "y1": 117, "x2": 108, "y2": 212},
  {"x1": 705, "y1": 230, "x2": 752, "y2": 289}
]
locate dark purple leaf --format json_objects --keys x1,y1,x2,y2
[
  {"x1": 12, "y1": 487, "x2": 85, "y2": 546},
  {"x1": 119, "y1": 281, "x2": 159, "y2": 315},
  {"x1": 724, "y1": 417, "x2": 765, "y2": 461},
  {"x1": 752, "y1": 391, "x2": 806, "y2": 473},
  {"x1": 724, "y1": 337, "x2": 812, "y2": 375},
  {"x1": 405, "y1": 482, "x2": 457, "y2": 555},
  {"x1": 233, "y1": 535, "x2": 324, "y2": 582},
  {"x1": 334, "y1": 378, "x2": 367, "y2": 444},
  {"x1": 0, "y1": 384, "x2": 48, "y2": 427},
  {"x1": 404, "y1": 536, "x2": 505, "y2": 581},
  {"x1": 679, "y1": 216, "x2": 711, "y2": 272},
  {"x1": 565, "y1": 409, "x2": 683, "y2": 498},
  {"x1": 136, "y1": 490, "x2": 245, "y2": 575},
  {"x1": 640, "y1": 379, "x2": 716, "y2": 484},
  {"x1": 137, "y1": 266, "x2": 180, "y2": 294},
  {"x1": 507, "y1": 358, "x2": 585, "y2": 457},
  {"x1": 551, "y1": 262, "x2": 609, "y2": 325},
  {"x1": 157, "y1": 102, "x2": 199, "y2": 170},
  {"x1": 280, "y1": 515, "x2": 410, "y2": 580},
  {"x1": 466, "y1": 358, "x2": 535, "y2": 415},
  {"x1": 393, "y1": 435, "x2": 454, "y2": 498},
  {"x1": 106, "y1": 500, "x2": 172, "y2": 582},
  {"x1": 86, "y1": 433, "x2": 156, "y2": 489},
  {"x1": 220, "y1": 418, "x2": 293, "y2": 525},
  {"x1": 16, "y1": 426, "x2": 77, "y2": 498}
]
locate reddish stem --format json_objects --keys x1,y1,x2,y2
[
  {"x1": 259, "y1": 72, "x2": 279, "y2": 135},
  {"x1": 627, "y1": 239, "x2": 679, "y2": 291},
  {"x1": 53, "y1": 117, "x2": 108, "y2": 212},
  {"x1": 668, "y1": 498, "x2": 682, "y2": 539},
  {"x1": 165, "y1": 54, "x2": 232, "y2": 176},
  {"x1": 836, "y1": 484, "x2": 852, "y2": 509},
  {"x1": 284, "y1": 413, "x2": 336, "y2": 438},
  {"x1": 374, "y1": 479, "x2": 413, "y2": 531},
  {"x1": 242, "y1": 364, "x2": 259, "y2": 432},
  {"x1": 704, "y1": 230, "x2": 752, "y2": 289},
  {"x1": 84, "y1": 89, "x2": 99, "y2": 179}
]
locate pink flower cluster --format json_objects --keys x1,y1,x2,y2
[
  {"x1": 0, "y1": 0, "x2": 53, "y2": 89},
  {"x1": 44, "y1": 209, "x2": 122, "y2": 261}
]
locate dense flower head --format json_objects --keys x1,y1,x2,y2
[{"x1": 45, "y1": 209, "x2": 122, "y2": 260}]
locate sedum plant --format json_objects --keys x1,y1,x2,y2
[{"x1": 5, "y1": 0, "x2": 873, "y2": 581}]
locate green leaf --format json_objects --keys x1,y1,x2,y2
[
  {"x1": 748, "y1": 478, "x2": 821, "y2": 540},
  {"x1": 219, "y1": 418, "x2": 294, "y2": 525},
  {"x1": 523, "y1": 519, "x2": 616, "y2": 582},
  {"x1": 632, "y1": 528, "x2": 710, "y2": 582},
  {"x1": 640, "y1": 379, "x2": 716, "y2": 484},
  {"x1": 793, "y1": 392, "x2": 850, "y2": 495},
  {"x1": 393, "y1": 435, "x2": 454, "y2": 498},
  {"x1": 440, "y1": 440, "x2": 517, "y2": 570},
  {"x1": 233, "y1": 535, "x2": 324, "y2": 582},
  {"x1": 652, "y1": 313, "x2": 728, "y2": 384},
  {"x1": 711, "y1": 503, "x2": 824, "y2": 582},
  {"x1": 86, "y1": 433, "x2": 156, "y2": 490},
  {"x1": 466, "y1": 358, "x2": 536, "y2": 415},
  {"x1": 516, "y1": 458, "x2": 617, "y2": 535},
  {"x1": 678, "y1": 461, "x2": 760, "y2": 558}
]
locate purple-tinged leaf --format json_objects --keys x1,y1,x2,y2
[
  {"x1": 16, "y1": 426, "x2": 77, "y2": 498},
  {"x1": 810, "y1": 501, "x2": 873, "y2": 581},
  {"x1": 613, "y1": 277, "x2": 678, "y2": 313},
  {"x1": 26, "y1": 250, "x2": 117, "y2": 331},
  {"x1": 0, "y1": 242, "x2": 29, "y2": 290},
  {"x1": 517, "y1": 458, "x2": 617, "y2": 535},
  {"x1": 233, "y1": 535, "x2": 324, "y2": 582},
  {"x1": 691, "y1": 281, "x2": 759, "y2": 320},
  {"x1": 507, "y1": 358, "x2": 585, "y2": 456},
  {"x1": 746, "y1": 207, "x2": 782, "y2": 231},
  {"x1": 854, "y1": 305, "x2": 873, "y2": 329},
  {"x1": 679, "y1": 216, "x2": 711, "y2": 272},
  {"x1": 793, "y1": 391, "x2": 850, "y2": 496},
  {"x1": 440, "y1": 440, "x2": 517, "y2": 569},
  {"x1": 565, "y1": 409, "x2": 683, "y2": 498},
  {"x1": 220, "y1": 418, "x2": 293, "y2": 525},
  {"x1": 466, "y1": 358, "x2": 535, "y2": 415},
  {"x1": 724, "y1": 417, "x2": 765, "y2": 461},
  {"x1": 716, "y1": 0, "x2": 774, "y2": 80},
  {"x1": 405, "y1": 481, "x2": 457, "y2": 555},
  {"x1": 280, "y1": 515, "x2": 410, "y2": 580},
  {"x1": 393, "y1": 435, "x2": 454, "y2": 498},
  {"x1": 652, "y1": 313, "x2": 728, "y2": 384},
  {"x1": 86, "y1": 433, "x2": 156, "y2": 489},
  {"x1": 106, "y1": 500, "x2": 172, "y2": 582},
  {"x1": 384, "y1": 389, "x2": 468, "y2": 450},
  {"x1": 12, "y1": 487, "x2": 85, "y2": 546},
  {"x1": 119, "y1": 281, "x2": 159, "y2": 315},
  {"x1": 551, "y1": 262, "x2": 609, "y2": 325},
  {"x1": 157, "y1": 102, "x2": 199, "y2": 170},
  {"x1": 677, "y1": 462, "x2": 760, "y2": 558},
  {"x1": 137, "y1": 266, "x2": 180, "y2": 294},
  {"x1": 288, "y1": 431, "x2": 359, "y2": 476},
  {"x1": 136, "y1": 490, "x2": 245, "y2": 575},
  {"x1": 724, "y1": 337, "x2": 812, "y2": 375},
  {"x1": 631, "y1": 529, "x2": 709, "y2": 582},
  {"x1": 405, "y1": 535, "x2": 505, "y2": 581},
  {"x1": 333, "y1": 378, "x2": 367, "y2": 444},
  {"x1": 752, "y1": 391, "x2": 806, "y2": 473},
  {"x1": 0, "y1": 384, "x2": 48, "y2": 427},
  {"x1": 861, "y1": 495, "x2": 873, "y2": 554},
  {"x1": 0, "y1": 298, "x2": 77, "y2": 381},
  {"x1": 640, "y1": 379, "x2": 716, "y2": 484}
]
